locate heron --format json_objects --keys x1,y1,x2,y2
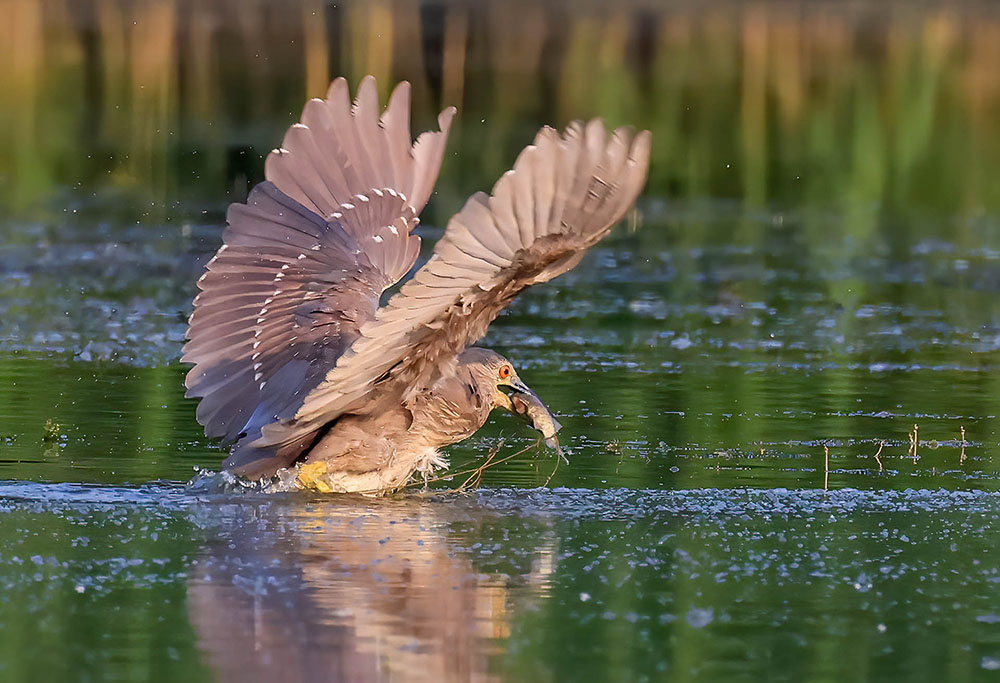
[{"x1": 183, "y1": 76, "x2": 651, "y2": 494}]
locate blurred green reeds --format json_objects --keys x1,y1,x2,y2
[{"x1": 2, "y1": 0, "x2": 1000, "y2": 229}]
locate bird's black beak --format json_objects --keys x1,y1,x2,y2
[{"x1": 504, "y1": 381, "x2": 563, "y2": 456}]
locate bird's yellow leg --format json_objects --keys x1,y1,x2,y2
[{"x1": 296, "y1": 461, "x2": 333, "y2": 493}]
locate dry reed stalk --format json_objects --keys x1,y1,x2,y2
[
  {"x1": 543, "y1": 446, "x2": 562, "y2": 487},
  {"x1": 394, "y1": 440, "x2": 543, "y2": 497},
  {"x1": 824, "y1": 444, "x2": 830, "y2": 491}
]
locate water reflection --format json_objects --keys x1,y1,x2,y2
[
  {"x1": 0, "y1": 482, "x2": 999, "y2": 680},
  {"x1": 187, "y1": 496, "x2": 555, "y2": 682}
]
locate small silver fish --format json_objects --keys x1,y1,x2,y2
[{"x1": 509, "y1": 389, "x2": 565, "y2": 460}]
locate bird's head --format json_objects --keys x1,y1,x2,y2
[{"x1": 458, "y1": 348, "x2": 562, "y2": 453}]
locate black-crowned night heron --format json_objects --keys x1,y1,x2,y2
[{"x1": 183, "y1": 76, "x2": 650, "y2": 494}]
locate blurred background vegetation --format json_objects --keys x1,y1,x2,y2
[{"x1": 3, "y1": 0, "x2": 1000, "y2": 231}]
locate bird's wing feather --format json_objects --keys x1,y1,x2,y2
[
  {"x1": 253, "y1": 121, "x2": 651, "y2": 452},
  {"x1": 183, "y1": 183, "x2": 417, "y2": 444},
  {"x1": 265, "y1": 76, "x2": 455, "y2": 217},
  {"x1": 183, "y1": 77, "x2": 454, "y2": 474}
]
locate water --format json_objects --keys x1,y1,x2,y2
[
  {"x1": 2, "y1": 483, "x2": 999, "y2": 681},
  {"x1": 3, "y1": 0, "x2": 1000, "y2": 680}
]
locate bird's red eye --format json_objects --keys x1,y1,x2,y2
[{"x1": 499, "y1": 365, "x2": 512, "y2": 379}]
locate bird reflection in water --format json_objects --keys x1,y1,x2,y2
[{"x1": 186, "y1": 496, "x2": 556, "y2": 682}]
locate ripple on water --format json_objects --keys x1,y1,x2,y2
[{"x1": 2, "y1": 479, "x2": 998, "y2": 519}]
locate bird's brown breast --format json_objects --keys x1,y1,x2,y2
[{"x1": 405, "y1": 373, "x2": 493, "y2": 449}]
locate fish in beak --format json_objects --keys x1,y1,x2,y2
[{"x1": 504, "y1": 379, "x2": 564, "y2": 458}]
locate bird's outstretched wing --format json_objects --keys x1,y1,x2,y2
[
  {"x1": 183, "y1": 77, "x2": 455, "y2": 471},
  {"x1": 264, "y1": 77, "x2": 454, "y2": 218},
  {"x1": 255, "y1": 120, "x2": 651, "y2": 454}
]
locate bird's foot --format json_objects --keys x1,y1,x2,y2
[{"x1": 296, "y1": 461, "x2": 333, "y2": 493}]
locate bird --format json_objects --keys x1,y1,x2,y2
[{"x1": 182, "y1": 76, "x2": 651, "y2": 495}]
